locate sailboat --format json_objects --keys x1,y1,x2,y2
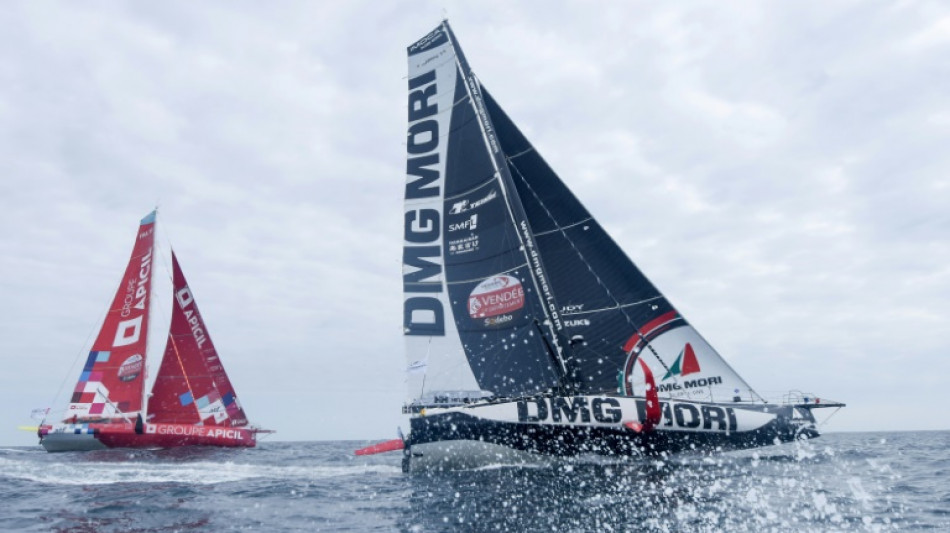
[
  {"x1": 38, "y1": 211, "x2": 268, "y2": 452},
  {"x1": 357, "y1": 21, "x2": 844, "y2": 470}
]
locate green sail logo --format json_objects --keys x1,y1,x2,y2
[{"x1": 662, "y1": 343, "x2": 701, "y2": 381}]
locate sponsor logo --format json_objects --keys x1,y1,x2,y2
[
  {"x1": 113, "y1": 247, "x2": 153, "y2": 348},
  {"x1": 117, "y1": 354, "x2": 143, "y2": 382},
  {"x1": 404, "y1": 67, "x2": 445, "y2": 337},
  {"x1": 176, "y1": 287, "x2": 209, "y2": 349},
  {"x1": 662, "y1": 343, "x2": 701, "y2": 380},
  {"x1": 564, "y1": 319, "x2": 590, "y2": 327},
  {"x1": 515, "y1": 397, "x2": 739, "y2": 432},
  {"x1": 448, "y1": 214, "x2": 478, "y2": 232},
  {"x1": 448, "y1": 235, "x2": 479, "y2": 255},
  {"x1": 620, "y1": 323, "x2": 726, "y2": 399},
  {"x1": 146, "y1": 424, "x2": 245, "y2": 439},
  {"x1": 483, "y1": 314, "x2": 514, "y2": 327},
  {"x1": 519, "y1": 220, "x2": 562, "y2": 330},
  {"x1": 468, "y1": 275, "x2": 525, "y2": 318},
  {"x1": 560, "y1": 304, "x2": 585, "y2": 313},
  {"x1": 408, "y1": 27, "x2": 445, "y2": 54},
  {"x1": 449, "y1": 190, "x2": 497, "y2": 215},
  {"x1": 656, "y1": 375, "x2": 723, "y2": 392},
  {"x1": 121, "y1": 246, "x2": 152, "y2": 319},
  {"x1": 517, "y1": 397, "x2": 622, "y2": 424},
  {"x1": 653, "y1": 401, "x2": 738, "y2": 431}
]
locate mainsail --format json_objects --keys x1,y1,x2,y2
[
  {"x1": 405, "y1": 21, "x2": 760, "y2": 406},
  {"x1": 66, "y1": 211, "x2": 155, "y2": 422},
  {"x1": 147, "y1": 252, "x2": 248, "y2": 427}
]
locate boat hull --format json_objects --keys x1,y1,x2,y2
[
  {"x1": 405, "y1": 395, "x2": 818, "y2": 471},
  {"x1": 39, "y1": 422, "x2": 257, "y2": 452}
]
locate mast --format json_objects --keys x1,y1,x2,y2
[
  {"x1": 141, "y1": 209, "x2": 158, "y2": 420},
  {"x1": 441, "y1": 21, "x2": 575, "y2": 391}
]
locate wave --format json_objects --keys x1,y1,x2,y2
[{"x1": 0, "y1": 457, "x2": 400, "y2": 486}]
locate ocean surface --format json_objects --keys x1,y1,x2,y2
[{"x1": 1, "y1": 431, "x2": 947, "y2": 532}]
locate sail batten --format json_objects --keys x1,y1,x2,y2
[{"x1": 443, "y1": 175, "x2": 499, "y2": 202}]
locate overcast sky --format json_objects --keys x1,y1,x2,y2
[{"x1": 1, "y1": 1, "x2": 948, "y2": 447}]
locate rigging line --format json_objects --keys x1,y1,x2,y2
[
  {"x1": 418, "y1": 337, "x2": 432, "y2": 398},
  {"x1": 45, "y1": 304, "x2": 109, "y2": 424},
  {"x1": 93, "y1": 387, "x2": 135, "y2": 424},
  {"x1": 819, "y1": 406, "x2": 843, "y2": 428},
  {"x1": 165, "y1": 332, "x2": 201, "y2": 424},
  {"x1": 507, "y1": 159, "x2": 674, "y2": 378},
  {"x1": 507, "y1": 147, "x2": 533, "y2": 160},
  {"x1": 559, "y1": 296, "x2": 665, "y2": 316},
  {"x1": 533, "y1": 217, "x2": 594, "y2": 237}
]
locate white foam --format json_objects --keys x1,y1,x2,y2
[{"x1": 0, "y1": 457, "x2": 399, "y2": 486}]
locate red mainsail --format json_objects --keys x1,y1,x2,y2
[
  {"x1": 66, "y1": 211, "x2": 156, "y2": 423},
  {"x1": 147, "y1": 252, "x2": 248, "y2": 427}
]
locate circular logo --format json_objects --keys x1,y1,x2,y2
[
  {"x1": 118, "y1": 354, "x2": 144, "y2": 382},
  {"x1": 468, "y1": 275, "x2": 525, "y2": 318}
]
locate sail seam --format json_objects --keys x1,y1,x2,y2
[
  {"x1": 443, "y1": 262, "x2": 531, "y2": 286},
  {"x1": 443, "y1": 174, "x2": 497, "y2": 202}
]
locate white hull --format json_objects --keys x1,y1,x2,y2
[
  {"x1": 40, "y1": 433, "x2": 108, "y2": 452},
  {"x1": 408, "y1": 440, "x2": 550, "y2": 472}
]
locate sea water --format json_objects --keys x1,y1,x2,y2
[{"x1": 0, "y1": 431, "x2": 946, "y2": 531}]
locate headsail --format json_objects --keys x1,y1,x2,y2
[
  {"x1": 65, "y1": 211, "x2": 155, "y2": 423},
  {"x1": 405, "y1": 21, "x2": 762, "y2": 405},
  {"x1": 147, "y1": 252, "x2": 248, "y2": 427},
  {"x1": 484, "y1": 90, "x2": 761, "y2": 403}
]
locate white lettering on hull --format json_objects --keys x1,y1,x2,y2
[{"x1": 146, "y1": 424, "x2": 245, "y2": 440}]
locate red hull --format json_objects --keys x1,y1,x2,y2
[{"x1": 40, "y1": 422, "x2": 256, "y2": 451}]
